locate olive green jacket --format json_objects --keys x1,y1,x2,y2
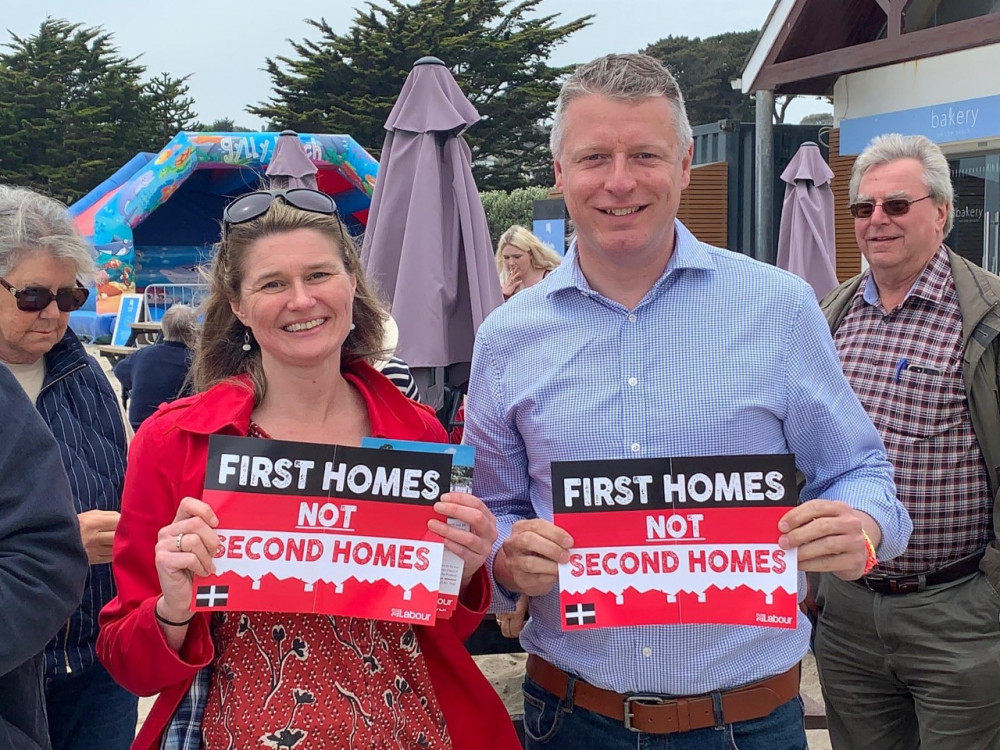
[{"x1": 820, "y1": 249, "x2": 1000, "y2": 584}]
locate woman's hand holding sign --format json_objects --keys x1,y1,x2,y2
[
  {"x1": 778, "y1": 500, "x2": 881, "y2": 581},
  {"x1": 154, "y1": 496, "x2": 219, "y2": 645},
  {"x1": 494, "y1": 519, "x2": 574, "y2": 597},
  {"x1": 428, "y1": 492, "x2": 498, "y2": 592}
]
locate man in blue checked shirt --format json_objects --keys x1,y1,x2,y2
[{"x1": 465, "y1": 53, "x2": 912, "y2": 750}]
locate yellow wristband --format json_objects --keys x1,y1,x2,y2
[{"x1": 861, "y1": 529, "x2": 878, "y2": 575}]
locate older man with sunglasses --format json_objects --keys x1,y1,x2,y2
[
  {"x1": 816, "y1": 133, "x2": 1000, "y2": 749},
  {"x1": 0, "y1": 185, "x2": 136, "y2": 750}
]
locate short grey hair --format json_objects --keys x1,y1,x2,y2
[
  {"x1": 160, "y1": 304, "x2": 199, "y2": 348},
  {"x1": 0, "y1": 185, "x2": 97, "y2": 283},
  {"x1": 550, "y1": 53, "x2": 693, "y2": 158},
  {"x1": 849, "y1": 134, "x2": 955, "y2": 236}
]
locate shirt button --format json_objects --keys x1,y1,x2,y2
[
  {"x1": 628, "y1": 314, "x2": 637, "y2": 323},
  {"x1": 631, "y1": 443, "x2": 641, "y2": 453},
  {"x1": 628, "y1": 377, "x2": 638, "y2": 387},
  {"x1": 642, "y1": 646, "x2": 652, "y2": 657}
]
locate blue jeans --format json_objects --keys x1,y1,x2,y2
[
  {"x1": 46, "y1": 660, "x2": 138, "y2": 750},
  {"x1": 522, "y1": 675, "x2": 807, "y2": 749}
]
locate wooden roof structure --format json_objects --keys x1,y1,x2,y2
[{"x1": 742, "y1": 0, "x2": 1000, "y2": 95}]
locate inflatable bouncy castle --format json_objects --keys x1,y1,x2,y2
[{"x1": 68, "y1": 131, "x2": 377, "y2": 322}]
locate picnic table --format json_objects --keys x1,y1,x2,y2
[{"x1": 96, "y1": 321, "x2": 163, "y2": 365}]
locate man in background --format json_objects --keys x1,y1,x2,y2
[{"x1": 817, "y1": 133, "x2": 1000, "y2": 749}]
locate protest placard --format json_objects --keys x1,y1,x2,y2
[
  {"x1": 193, "y1": 434, "x2": 451, "y2": 626},
  {"x1": 553, "y1": 454, "x2": 799, "y2": 630},
  {"x1": 362, "y1": 438, "x2": 474, "y2": 617}
]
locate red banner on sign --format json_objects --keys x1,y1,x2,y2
[
  {"x1": 192, "y1": 435, "x2": 450, "y2": 626},
  {"x1": 553, "y1": 455, "x2": 799, "y2": 630}
]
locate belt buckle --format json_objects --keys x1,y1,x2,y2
[{"x1": 623, "y1": 694, "x2": 671, "y2": 732}]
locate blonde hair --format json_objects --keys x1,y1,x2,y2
[
  {"x1": 495, "y1": 225, "x2": 562, "y2": 285},
  {"x1": 192, "y1": 199, "x2": 386, "y2": 404}
]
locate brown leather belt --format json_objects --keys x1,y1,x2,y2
[
  {"x1": 855, "y1": 550, "x2": 985, "y2": 595},
  {"x1": 525, "y1": 654, "x2": 800, "y2": 734}
]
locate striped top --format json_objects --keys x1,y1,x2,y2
[{"x1": 36, "y1": 329, "x2": 127, "y2": 676}]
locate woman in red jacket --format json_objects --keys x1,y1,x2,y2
[{"x1": 97, "y1": 189, "x2": 520, "y2": 750}]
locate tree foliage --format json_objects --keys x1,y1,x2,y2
[
  {"x1": 193, "y1": 117, "x2": 257, "y2": 133},
  {"x1": 642, "y1": 31, "x2": 758, "y2": 127},
  {"x1": 480, "y1": 185, "x2": 549, "y2": 244},
  {"x1": 251, "y1": 0, "x2": 592, "y2": 193},
  {"x1": 799, "y1": 111, "x2": 834, "y2": 126},
  {"x1": 0, "y1": 19, "x2": 197, "y2": 204}
]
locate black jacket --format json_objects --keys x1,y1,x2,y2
[
  {"x1": 0, "y1": 365, "x2": 88, "y2": 749},
  {"x1": 113, "y1": 340, "x2": 192, "y2": 429}
]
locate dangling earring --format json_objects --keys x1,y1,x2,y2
[{"x1": 242, "y1": 329, "x2": 253, "y2": 352}]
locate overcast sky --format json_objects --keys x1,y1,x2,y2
[{"x1": 5, "y1": 0, "x2": 827, "y2": 131}]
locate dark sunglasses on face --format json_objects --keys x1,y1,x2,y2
[
  {"x1": 223, "y1": 189, "x2": 339, "y2": 230},
  {"x1": 0, "y1": 277, "x2": 89, "y2": 312},
  {"x1": 849, "y1": 194, "x2": 934, "y2": 219}
]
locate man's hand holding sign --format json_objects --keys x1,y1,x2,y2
[
  {"x1": 778, "y1": 499, "x2": 880, "y2": 581},
  {"x1": 496, "y1": 454, "x2": 879, "y2": 630}
]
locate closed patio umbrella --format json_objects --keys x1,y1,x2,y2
[
  {"x1": 361, "y1": 56, "x2": 503, "y2": 414},
  {"x1": 776, "y1": 141, "x2": 839, "y2": 300},
  {"x1": 266, "y1": 130, "x2": 318, "y2": 190}
]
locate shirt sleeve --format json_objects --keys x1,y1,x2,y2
[
  {"x1": 781, "y1": 289, "x2": 913, "y2": 560},
  {"x1": 112, "y1": 352, "x2": 134, "y2": 389},
  {"x1": 0, "y1": 382, "x2": 88, "y2": 676},
  {"x1": 464, "y1": 332, "x2": 531, "y2": 611}
]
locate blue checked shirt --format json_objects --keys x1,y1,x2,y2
[{"x1": 465, "y1": 221, "x2": 911, "y2": 696}]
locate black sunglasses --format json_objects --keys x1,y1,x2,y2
[
  {"x1": 0, "y1": 277, "x2": 89, "y2": 313},
  {"x1": 849, "y1": 194, "x2": 934, "y2": 219},
  {"x1": 223, "y1": 189, "x2": 339, "y2": 230}
]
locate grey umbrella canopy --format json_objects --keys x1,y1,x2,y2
[
  {"x1": 360, "y1": 56, "x2": 503, "y2": 410},
  {"x1": 776, "y1": 141, "x2": 839, "y2": 300},
  {"x1": 265, "y1": 130, "x2": 318, "y2": 190}
]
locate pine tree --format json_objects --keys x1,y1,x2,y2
[
  {"x1": 251, "y1": 0, "x2": 592, "y2": 192},
  {"x1": 0, "y1": 19, "x2": 197, "y2": 203}
]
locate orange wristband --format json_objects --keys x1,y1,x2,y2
[{"x1": 861, "y1": 529, "x2": 878, "y2": 575}]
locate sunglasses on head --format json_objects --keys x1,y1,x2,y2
[
  {"x1": 0, "y1": 277, "x2": 89, "y2": 312},
  {"x1": 849, "y1": 194, "x2": 934, "y2": 219},
  {"x1": 223, "y1": 189, "x2": 340, "y2": 231}
]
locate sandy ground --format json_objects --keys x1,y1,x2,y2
[{"x1": 90, "y1": 348, "x2": 831, "y2": 747}]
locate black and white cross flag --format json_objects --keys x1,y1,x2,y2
[
  {"x1": 196, "y1": 585, "x2": 230, "y2": 608},
  {"x1": 564, "y1": 602, "x2": 596, "y2": 627}
]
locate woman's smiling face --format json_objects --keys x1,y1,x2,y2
[{"x1": 230, "y1": 228, "x2": 357, "y2": 371}]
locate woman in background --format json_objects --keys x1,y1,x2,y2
[
  {"x1": 495, "y1": 225, "x2": 561, "y2": 300},
  {"x1": 0, "y1": 184, "x2": 135, "y2": 750}
]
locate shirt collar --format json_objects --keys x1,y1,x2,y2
[
  {"x1": 859, "y1": 244, "x2": 951, "y2": 307},
  {"x1": 544, "y1": 219, "x2": 716, "y2": 302}
]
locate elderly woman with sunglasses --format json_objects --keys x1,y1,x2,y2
[
  {"x1": 98, "y1": 188, "x2": 520, "y2": 750},
  {"x1": 0, "y1": 185, "x2": 137, "y2": 750}
]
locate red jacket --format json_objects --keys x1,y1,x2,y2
[{"x1": 98, "y1": 362, "x2": 519, "y2": 750}]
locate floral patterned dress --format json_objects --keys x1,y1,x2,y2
[{"x1": 200, "y1": 612, "x2": 451, "y2": 749}]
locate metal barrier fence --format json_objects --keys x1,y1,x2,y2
[{"x1": 143, "y1": 283, "x2": 210, "y2": 321}]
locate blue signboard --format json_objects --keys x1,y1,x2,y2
[
  {"x1": 533, "y1": 219, "x2": 566, "y2": 256},
  {"x1": 111, "y1": 294, "x2": 144, "y2": 347},
  {"x1": 840, "y1": 94, "x2": 1000, "y2": 155}
]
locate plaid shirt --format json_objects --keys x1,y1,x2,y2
[
  {"x1": 160, "y1": 666, "x2": 209, "y2": 750},
  {"x1": 834, "y1": 247, "x2": 992, "y2": 576}
]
